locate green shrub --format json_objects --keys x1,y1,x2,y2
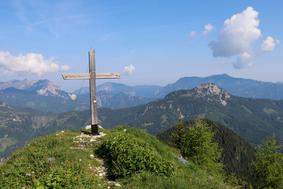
[
  {"x1": 171, "y1": 121, "x2": 186, "y2": 149},
  {"x1": 252, "y1": 136, "x2": 283, "y2": 189},
  {"x1": 96, "y1": 129, "x2": 174, "y2": 179},
  {"x1": 172, "y1": 119, "x2": 223, "y2": 175}
]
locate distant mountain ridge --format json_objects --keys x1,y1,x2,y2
[
  {"x1": 0, "y1": 79, "x2": 36, "y2": 90},
  {"x1": 0, "y1": 80, "x2": 75, "y2": 112},
  {"x1": 0, "y1": 80, "x2": 157, "y2": 112},
  {"x1": 89, "y1": 74, "x2": 283, "y2": 100},
  {"x1": 1, "y1": 82, "x2": 283, "y2": 159},
  {"x1": 100, "y1": 83, "x2": 283, "y2": 145},
  {"x1": 1, "y1": 79, "x2": 69, "y2": 98},
  {"x1": 75, "y1": 82, "x2": 162, "y2": 98},
  {"x1": 159, "y1": 74, "x2": 283, "y2": 100},
  {"x1": 1, "y1": 74, "x2": 283, "y2": 112}
]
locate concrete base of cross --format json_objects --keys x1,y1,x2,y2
[
  {"x1": 85, "y1": 124, "x2": 103, "y2": 135},
  {"x1": 91, "y1": 124, "x2": 99, "y2": 135}
]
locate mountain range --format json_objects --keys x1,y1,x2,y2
[
  {"x1": 81, "y1": 73, "x2": 283, "y2": 100},
  {"x1": 157, "y1": 74, "x2": 283, "y2": 99},
  {"x1": 1, "y1": 74, "x2": 283, "y2": 112},
  {"x1": 99, "y1": 83, "x2": 283, "y2": 145},
  {"x1": 0, "y1": 79, "x2": 36, "y2": 90},
  {"x1": 1, "y1": 82, "x2": 283, "y2": 159},
  {"x1": 0, "y1": 80, "x2": 76, "y2": 112}
]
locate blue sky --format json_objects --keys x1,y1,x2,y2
[{"x1": 0, "y1": 0, "x2": 282, "y2": 91}]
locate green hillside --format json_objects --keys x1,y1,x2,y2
[
  {"x1": 158, "y1": 119, "x2": 256, "y2": 184},
  {"x1": 0, "y1": 102, "x2": 89, "y2": 158},
  {"x1": 0, "y1": 126, "x2": 235, "y2": 189},
  {"x1": 100, "y1": 83, "x2": 283, "y2": 145}
]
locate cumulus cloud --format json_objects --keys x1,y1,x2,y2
[
  {"x1": 202, "y1": 24, "x2": 214, "y2": 35},
  {"x1": 261, "y1": 36, "x2": 278, "y2": 51},
  {"x1": 123, "y1": 64, "x2": 135, "y2": 75},
  {"x1": 233, "y1": 52, "x2": 253, "y2": 69},
  {"x1": 69, "y1": 94, "x2": 77, "y2": 101},
  {"x1": 210, "y1": 7, "x2": 261, "y2": 58},
  {"x1": 209, "y1": 7, "x2": 278, "y2": 69},
  {"x1": 0, "y1": 51, "x2": 70, "y2": 76}
]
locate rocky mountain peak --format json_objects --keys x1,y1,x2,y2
[
  {"x1": 192, "y1": 83, "x2": 231, "y2": 106},
  {"x1": 30, "y1": 80, "x2": 61, "y2": 96},
  {"x1": 165, "y1": 83, "x2": 231, "y2": 106},
  {"x1": 193, "y1": 83, "x2": 228, "y2": 95}
]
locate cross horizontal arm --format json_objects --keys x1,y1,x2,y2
[
  {"x1": 62, "y1": 73, "x2": 89, "y2": 80},
  {"x1": 97, "y1": 73, "x2": 120, "y2": 79},
  {"x1": 62, "y1": 73, "x2": 120, "y2": 80}
]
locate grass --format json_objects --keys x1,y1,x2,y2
[
  {"x1": 103, "y1": 127, "x2": 234, "y2": 189},
  {"x1": 0, "y1": 131, "x2": 116, "y2": 189},
  {"x1": 0, "y1": 127, "x2": 236, "y2": 189}
]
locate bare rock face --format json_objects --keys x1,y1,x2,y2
[
  {"x1": 29, "y1": 80, "x2": 72, "y2": 99},
  {"x1": 166, "y1": 83, "x2": 231, "y2": 106},
  {"x1": 32, "y1": 80, "x2": 61, "y2": 96},
  {"x1": 191, "y1": 83, "x2": 231, "y2": 106},
  {"x1": 165, "y1": 83, "x2": 231, "y2": 106}
]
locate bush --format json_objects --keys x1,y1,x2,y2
[
  {"x1": 171, "y1": 121, "x2": 186, "y2": 149},
  {"x1": 252, "y1": 136, "x2": 283, "y2": 189},
  {"x1": 172, "y1": 119, "x2": 223, "y2": 175},
  {"x1": 96, "y1": 128, "x2": 174, "y2": 179}
]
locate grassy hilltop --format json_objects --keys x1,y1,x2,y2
[
  {"x1": 0, "y1": 125, "x2": 234, "y2": 189},
  {"x1": 1, "y1": 120, "x2": 282, "y2": 188}
]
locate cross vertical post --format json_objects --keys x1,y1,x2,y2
[
  {"x1": 89, "y1": 49, "x2": 98, "y2": 135},
  {"x1": 62, "y1": 48, "x2": 120, "y2": 135}
]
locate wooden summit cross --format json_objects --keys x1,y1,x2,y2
[{"x1": 62, "y1": 48, "x2": 120, "y2": 135}]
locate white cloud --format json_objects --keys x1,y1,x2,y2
[
  {"x1": 0, "y1": 51, "x2": 70, "y2": 76},
  {"x1": 69, "y1": 94, "x2": 77, "y2": 101},
  {"x1": 202, "y1": 24, "x2": 214, "y2": 35},
  {"x1": 208, "y1": 7, "x2": 278, "y2": 69},
  {"x1": 209, "y1": 7, "x2": 261, "y2": 58},
  {"x1": 190, "y1": 24, "x2": 214, "y2": 38},
  {"x1": 190, "y1": 31, "x2": 197, "y2": 38},
  {"x1": 232, "y1": 52, "x2": 253, "y2": 69},
  {"x1": 124, "y1": 64, "x2": 135, "y2": 75},
  {"x1": 61, "y1": 65, "x2": 70, "y2": 71},
  {"x1": 261, "y1": 36, "x2": 278, "y2": 51}
]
